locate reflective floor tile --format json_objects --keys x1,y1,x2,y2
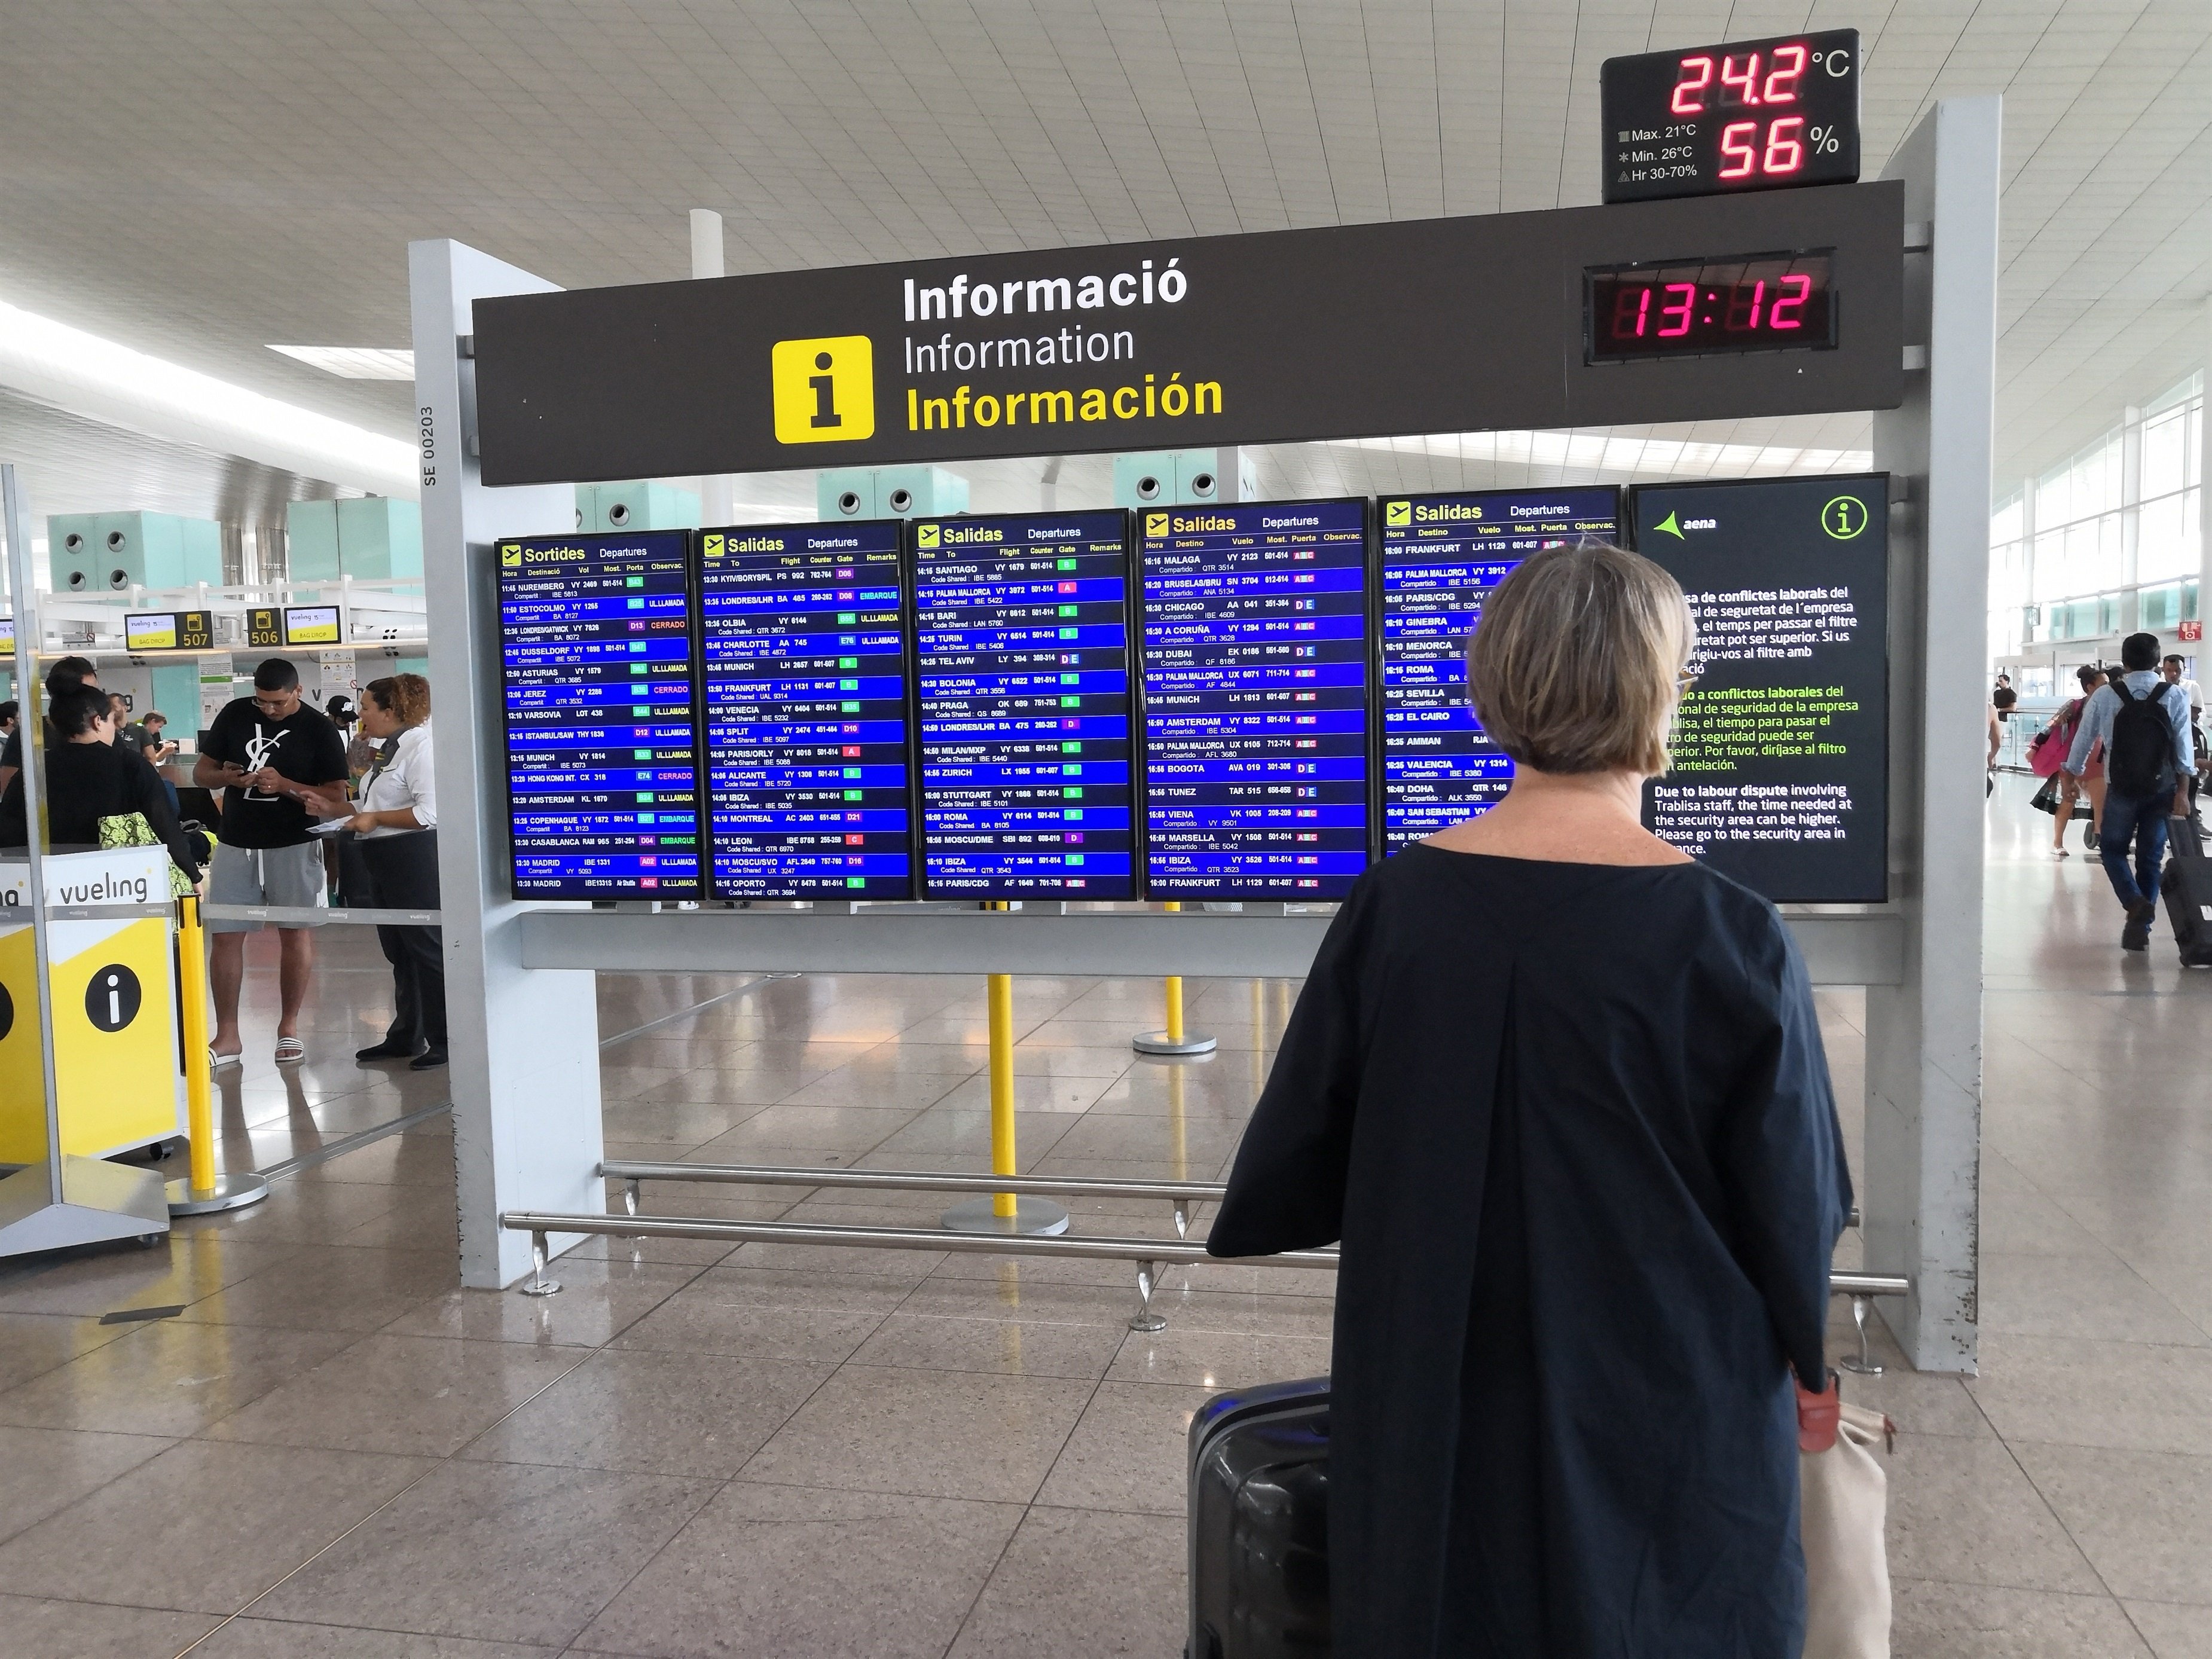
[
  {"x1": 573, "y1": 1481, "x2": 1023, "y2": 1659},
  {"x1": 0, "y1": 1319, "x2": 359, "y2": 1438},
  {"x1": 459, "y1": 1348, "x2": 830, "y2": 1477},
  {"x1": 176, "y1": 1245, "x2": 457, "y2": 1334},
  {"x1": 0, "y1": 1439, "x2": 435, "y2": 1614},
  {"x1": 1969, "y1": 1336, "x2": 2212, "y2": 1455},
  {"x1": 1890, "y1": 1579, "x2": 2154, "y2": 1658},
  {"x1": 0, "y1": 1235, "x2": 297, "y2": 1320},
  {"x1": 1034, "y1": 1381, "x2": 1208, "y2": 1514},
  {"x1": 0, "y1": 1312, "x2": 132, "y2": 1394},
  {"x1": 190, "y1": 1620, "x2": 560, "y2": 1657},
  {"x1": 201, "y1": 1333, "x2": 589, "y2": 1457},
  {"x1": 612, "y1": 1268, "x2": 903, "y2": 1364},
  {"x1": 1107, "y1": 1327, "x2": 1332, "y2": 1390},
  {"x1": 740, "y1": 1364, "x2": 1092, "y2": 1503},
  {"x1": 847, "y1": 1312, "x2": 1128, "y2": 1380},
  {"x1": 0, "y1": 1424, "x2": 175, "y2": 1545},
  {"x1": 2012, "y1": 1442, "x2": 2212, "y2": 1605},
  {"x1": 2121, "y1": 1599, "x2": 2212, "y2": 1659},
  {"x1": 1979, "y1": 1252, "x2": 2209, "y2": 1348},
  {"x1": 1883, "y1": 1434, "x2": 2104, "y2": 1593},
  {"x1": 0, "y1": 1593, "x2": 218, "y2": 1657},
  {"x1": 948, "y1": 1506, "x2": 1185, "y2": 1659},
  {"x1": 248, "y1": 1459, "x2": 717, "y2": 1648},
  {"x1": 378, "y1": 1258, "x2": 700, "y2": 1348}
]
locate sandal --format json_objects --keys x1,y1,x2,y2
[
  {"x1": 209, "y1": 1046, "x2": 242, "y2": 1070},
  {"x1": 274, "y1": 1037, "x2": 306, "y2": 1065}
]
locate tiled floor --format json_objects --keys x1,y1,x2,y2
[{"x1": 1, "y1": 772, "x2": 2207, "y2": 1655}]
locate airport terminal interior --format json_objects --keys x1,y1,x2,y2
[{"x1": 0, "y1": 4, "x2": 2208, "y2": 1657}]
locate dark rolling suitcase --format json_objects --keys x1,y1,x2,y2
[
  {"x1": 1187, "y1": 1377, "x2": 1331, "y2": 1659},
  {"x1": 2162, "y1": 826, "x2": 2212, "y2": 968}
]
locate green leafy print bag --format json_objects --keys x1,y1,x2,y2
[{"x1": 98, "y1": 812, "x2": 195, "y2": 897}]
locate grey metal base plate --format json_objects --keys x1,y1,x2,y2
[
  {"x1": 1131, "y1": 1030, "x2": 1218, "y2": 1056},
  {"x1": 0, "y1": 1157, "x2": 170, "y2": 1260},
  {"x1": 940, "y1": 1195, "x2": 1072, "y2": 1236},
  {"x1": 166, "y1": 1172, "x2": 273, "y2": 1216}
]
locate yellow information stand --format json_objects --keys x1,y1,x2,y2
[{"x1": 0, "y1": 847, "x2": 184, "y2": 1164}]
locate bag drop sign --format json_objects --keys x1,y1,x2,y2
[{"x1": 470, "y1": 184, "x2": 1905, "y2": 485}]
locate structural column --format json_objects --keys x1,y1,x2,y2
[
  {"x1": 411, "y1": 239, "x2": 605, "y2": 1289},
  {"x1": 1865, "y1": 97, "x2": 1999, "y2": 1373}
]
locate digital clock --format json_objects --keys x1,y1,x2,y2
[
  {"x1": 1585, "y1": 252, "x2": 1836, "y2": 365},
  {"x1": 1601, "y1": 29, "x2": 1859, "y2": 204}
]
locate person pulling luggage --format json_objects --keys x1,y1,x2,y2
[{"x1": 2064, "y1": 632, "x2": 2195, "y2": 952}]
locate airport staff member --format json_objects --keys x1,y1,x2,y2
[
  {"x1": 195, "y1": 658, "x2": 347, "y2": 1067},
  {"x1": 342, "y1": 675, "x2": 447, "y2": 1071},
  {"x1": 1209, "y1": 541, "x2": 1850, "y2": 1658}
]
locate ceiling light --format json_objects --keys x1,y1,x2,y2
[{"x1": 267, "y1": 346, "x2": 416, "y2": 380}]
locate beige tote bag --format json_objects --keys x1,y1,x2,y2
[{"x1": 1800, "y1": 1400, "x2": 1896, "y2": 1659}]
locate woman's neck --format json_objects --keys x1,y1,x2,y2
[{"x1": 1422, "y1": 763, "x2": 1691, "y2": 866}]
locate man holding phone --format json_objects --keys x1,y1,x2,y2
[{"x1": 195, "y1": 658, "x2": 348, "y2": 1066}]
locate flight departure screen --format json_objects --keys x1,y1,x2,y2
[
  {"x1": 1138, "y1": 500, "x2": 1372, "y2": 899},
  {"x1": 1632, "y1": 474, "x2": 1889, "y2": 903},
  {"x1": 912, "y1": 510, "x2": 1136, "y2": 898},
  {"x1": 698, "y1": 521, "x2": 913, "y2": 898},
  {"x1": 1379, "y1": 488, "x2": 1621, "y2": 850},
  {"x1": 497, "y1": 531, "x2": 701, "y2": 899}
]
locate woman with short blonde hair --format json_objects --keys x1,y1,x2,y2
[
  {"x1": 345, "y1": 673, "x2": 448, "y2": 1070},
  {"x1": 1212, "y1": 539, "x2": 1850, "y2": 1657}
]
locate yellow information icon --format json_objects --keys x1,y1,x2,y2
[
  {"x1": 1821, "y1": 496, "x2": 1869, "y2": 539},
  {"x1": 1144, "y1": 512, "x2": 1169, "y2": 538},
  {"x1": 1384, "y1": 500, "x2": 1411, "y2": 527},
  {"x1": 916, "y1": 524, "x2": 941, "y2": 549},
  {"x1": 771, "y1": 336, "x2": 874, "y2": 445}
]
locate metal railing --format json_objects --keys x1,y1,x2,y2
[{"x1": 505, "y1": 1163, "x2": 1909, "y2": 1340}]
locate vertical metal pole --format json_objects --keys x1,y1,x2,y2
[
  {"x1": 988, "y1": 971, "x2": 1017, "y2": 1217},
  {"x1": 1, "y1": 465, "x2": 62, "y2": 1206},
  {"x1": 166, "y1": 894, "x2": 268, "y2": 1215},
  {"x1": 690, "y1": 210, "x2": 737, "y2": 529},
  {"x1": 1134, "y1": 902, "x2": 1215, "y2": 1055}
]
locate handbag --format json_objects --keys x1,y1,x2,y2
[
  {"x1": 97, "y1": 812, "x2": 195, "y2": 897},
  {"x1": 2028, "y1": 775, "x2": 2062, "y2": 815},
  {"x1": 1799, "y1": 1377, "x2": 1896, "y2": 1659},
  {"x1": 2029, "y1": 707, "x2": 2076, "y2": 778}
]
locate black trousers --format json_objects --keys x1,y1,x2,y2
[{"x1": 356, "y1": 830, "x2": 445, "y2": 1050}]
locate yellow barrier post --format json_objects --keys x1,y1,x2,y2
[
  {"x1": 940, "y1": 911, "x2": 1068, "y2": 1236},
  {"x1": 165, "y1": 896, "x2": 269, "y2": 1215},
  {"x1": 1133, "y1": 901, "x2": 1217, "y2": 1056}
]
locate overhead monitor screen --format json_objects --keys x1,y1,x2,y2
[
  {"x1": 912, "y1": 510, "x2": 1136, "y2": 898},
  {"x1": 1137, "y1": 499, "x2": 1373, "y2": 899},
  {"x1": 496, "y1": 531, "x2": 701, "y2": 899},
  {"x1": 699, "y1": 521, "x2": 913, "y2": 899},
  {"x1": 1379, "y1": 488, "x2": 1621, "y2": 850},
  {"x1": 1631, "y1": 475, "x2": 1888, "y2": 903}
]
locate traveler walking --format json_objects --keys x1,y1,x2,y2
[
  {"x1": 2036, "y1": 667, "x2": 2105, "y2": 857},
  {"x1": 2162, "y1": 655, "x2": 2205, "y2": 827},
  {"x1": 2066, "y1": 633, "x2": 2195, "y2": 950},
  {"x1": 194, "y1": 658, "x2": 348, "y2": 1065},
  {"x1": 0, "y1": 685, "x2": 201, "y2": 882},
  {"x1": 339, "y1": 675, "x2": 447, "y2": 1071},
  {"x1": 1211, "y1": 541, "x2": 1850, "y2": 1657}
]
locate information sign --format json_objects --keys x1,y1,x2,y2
[
  {"x1": 1138, "y1": 500, "x2": 1371, "y2": 899},
  {"x1": 1379, "y1": 489, "x2": 1621, "y2": 850},
  {"x1": 912, "y1": 511, "x2": 1136, "y2": 898},
  {"x1": 124, "y1": 610, "x2": 214, "y2": 652},
  {"x1": 245, "y1": 607, "x2": 281, "y2": 649},
  {"x1": 699, "y1": 521, "x2": 913, "y2": 898},
  {"x1": 1631, "y1": 475, "x2": 1888, "y2": 902},
  {"x1": 496, "y1": 531, "x2": 701, "y2": 899}
]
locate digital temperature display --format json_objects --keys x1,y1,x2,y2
[
  {"x1": 1601, "y1": 29, "x2": 1859, "y2": 204},
  {"x1": 1586, "y1": 253, "x2": 1835, "y2": 365}
]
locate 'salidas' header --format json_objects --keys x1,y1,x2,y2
[{"x1": 470, "y1": 182, "x2": 1903, "y2": 486}]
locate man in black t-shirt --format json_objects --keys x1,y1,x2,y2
[{"x1": 194, "y1": 658, "x2": 349, "y2": 1066}]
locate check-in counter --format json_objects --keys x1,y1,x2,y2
[{"x1": 0, "y1": 845, "x2": 185, "y2": 1164}]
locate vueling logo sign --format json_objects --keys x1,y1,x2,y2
[
  {"x1": 499, "y1": 543, "x2": 521, "y2": 567},
  {"x1": 772, "y1": 337, "x2": 874, "y2": 445}
]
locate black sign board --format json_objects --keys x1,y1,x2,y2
[
  {"x1": 473, "y1": 184, "x2": 1903, "y2": 484},
  {"x1": 1602, "y1": 30, "x2": 1860, "y2": 204},
  {"x1": 245, "y1": 607, "x2": 281, "y2": 649},
  {"x1": 1630, "y1": 475, "x2": 1889, "y2": 904},
  {"x1": 123, "y1": 610, "x2": 213, "y2": 652}
]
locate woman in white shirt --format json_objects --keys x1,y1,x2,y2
[{"x1": 344, "y1": 675, "x2": 447, "y2": 1070}]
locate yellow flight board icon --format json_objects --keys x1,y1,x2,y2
[
  {"x1": 1385, "y1": 500, "x2": 1412, "y2": 527},
  {"x1": 703, "y1": 533, "x2": 725, "y2": 555},
  {"x1": 916, "y1": 523, "x2": 941, "y2": 549},
  {"x1": 1144, "y1": 513, "x2": 1169, "y2": 538},
  {"x1": 500, "y1": 543, "x2": 523, "y2": 567},
  {"x1": 771, "y1": 336, "x2": 873, "y2": 445}
]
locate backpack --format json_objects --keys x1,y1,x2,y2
[{"x1": 2106, "y1": 678, "x2": 2180, "y2": 799}]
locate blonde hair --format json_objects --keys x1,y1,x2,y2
[
  {"x1": 364, "y1": 673, "x2": 430, "y2": 728},
  {"x1": 1466, "y1": 540, "x2": 1694, "y2": 777}
]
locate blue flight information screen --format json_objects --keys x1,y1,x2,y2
[
  {"x1": 912, "y1": 510, "x2": 1136, "y2": 898},
  {"x1": 699, "y1": 522, "x2": 913, "y2": 898},
  {"x1": 1379, "y1": 488, "x2": 1620, "y2": 849},
  {"x1": 497, "y1": 531, "x2": 701, "y2": 899},
  {"x1": 1138, "y1": 500, "x2": 1372, "y2": 899}
]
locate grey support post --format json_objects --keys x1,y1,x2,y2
[
  {"x1": 1866, "y1": 97, "x2": 2001, "y2": 1373},
  {"x1": 411, "y1": 240, "x2": 606, "y2": 1290}
]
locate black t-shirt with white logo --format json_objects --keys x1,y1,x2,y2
[{"x1": 201, "y1": 698, "x2": 347, "y2": 848}]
